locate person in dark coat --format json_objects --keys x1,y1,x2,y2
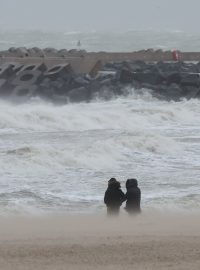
[
  {"x1": 125, "y1": 178, "x2": 141, "y2": 214},
  {"x1": 104, "y1": 178, "x2": 126, "y2": 215}
]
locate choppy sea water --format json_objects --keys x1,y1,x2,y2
[{"x1": 0, "y1": 30, "x2": 200, "y2": 215}]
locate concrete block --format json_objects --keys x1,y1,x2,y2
[
  {"x1": 10, "y1": 85, "x2": 38, "y2": 102},
  {"x1": 12, "y1": 70, "x2": 43, "y2": 86},
  {"x1": 89, "y1": 60, "x2": 102, "y2": 78},
  {"x1": 0, "y1": 64, "x2": 14, "y2": 79},
  {"x1": 44, "y1": 64, "x2": 73, "y2": 80},
  {"x1": 20, "y1": 63, "x2": 47, "y2": 73}
]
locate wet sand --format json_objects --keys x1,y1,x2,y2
[{"x1": 0, "y1": 211, "x2": 200, "y2": 270}]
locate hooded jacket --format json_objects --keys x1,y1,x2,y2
[
  {"x1": 104, "y1": 180, "x2": 125, "y2": 208},
  {"x1": 125, "y1": 179, "x2": 141, "y2": 212}
]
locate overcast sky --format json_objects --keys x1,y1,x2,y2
[{"x1": 0, "y1": 0, "x2": 199, "y2": 32}]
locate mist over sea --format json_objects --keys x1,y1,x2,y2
[
  {"x1": 0, "y1": 29, "x2": 200, "y2": 215},
  {"x1": 1, "y1": 29, "x2": 200, "y2": 52}
]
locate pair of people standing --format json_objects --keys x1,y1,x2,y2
[{"x1": 104, "y1": 178, "x2": 141, "y2": 215}]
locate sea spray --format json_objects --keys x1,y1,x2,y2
[{"x1": 1, "y1": 90, "x2": 200, "y2": 214}]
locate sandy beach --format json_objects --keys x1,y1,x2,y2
[{"x1": 0, "y1": 211, "x2": 199, "y2": 270}]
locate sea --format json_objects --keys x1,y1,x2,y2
[{"x1": 0, "y1": 29, "x2": 200, "y2": 215}]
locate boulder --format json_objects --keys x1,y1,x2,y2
[
  {"x1": 69, "y1": 75, "x2": 90, "y2": 89},
  {"x1": 30, "y1": 47, "x2": 44, "y2": 57},
  {"x1": 93, "y1": 85, "x2": 115, "y2": 101},
  {"x1": 133, "y1": 71, "x2": 165, "y2": 85},
  {"x1": 43, "y1": 47, "x2": 58, "y2": 57},
  {"x1": 181, "y1": 85, "x2": 200, "y2": 99},
  {"x1": 166, "y1": 72, "x2": 182, "y2": 85},
  {"x1": 119, "y1": 68, "x2": 134, "y2": 83},
  {"x1": 15, "y1": 47, "x2": 29, "y2": 57},
  {"x1": 0, "y1": 79, "x2": 7, "y2": 95},
  {"x1": 68, "y1": 86, "x2": 90, "y2": 102},
  {"x1": 50, "y1": 78, "x2": 67, "y2": 95},
  {"x1": 164, "y1": 83, "x2": 183, "y2": 101},
  {"x1": 58, "y1": 49, "x2": 68, "y2": 57},
  {"x1": 180, "y1": 73, "x2": 200, "y2": 87}
]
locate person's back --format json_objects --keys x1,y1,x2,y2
[
  {"x1": 125, "y1": 179, "x2": 141, "y2": 214},
  {"x1": 104, "y1": 178, "x2": 125, "y2": 215}
]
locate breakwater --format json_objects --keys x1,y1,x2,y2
[{"x1": 1, "y1": 47, "x2": 200, "y2": 103}]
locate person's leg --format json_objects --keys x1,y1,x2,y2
[
  {"x1": 107, "y1": 207, "x2": 120, "y2": 216},
  {"x1": 127, "y1": 207, "x2": 141, "y2": 215}
]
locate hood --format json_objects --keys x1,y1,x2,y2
[
  {"x1": 126, "y1": 178, "x2": 138, "y2": 189},
  {"x1": 108, "y1": 178, "x2": 121, "y2": 189}
]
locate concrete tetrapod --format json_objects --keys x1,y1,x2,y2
[
  {"x1": 20, "y1": 63, "x2": 47, "y2": 73},
  {"x1": 12, "y1": 70, "x2": 43, "y2": 86},
  {"x1": 0, "y1": 64, "x2": 14, "y2": 79},
  {"x1": 44, "y1": 64, "x2": 73, "y2": 80},
  {"x1": 10, "y1": 85, "x2": 38, "y2": 102}
]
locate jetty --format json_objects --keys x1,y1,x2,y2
[{"x1": 1, "y1": 47, "x2": 200, "y2": 103}]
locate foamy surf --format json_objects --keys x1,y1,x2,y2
[{"x1": 0, "y1": 89, "x2": 200, "y2": 214}]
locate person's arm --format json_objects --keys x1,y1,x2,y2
[
  {"x1": 104, "y1": 190, "x2": 109, "y2": 204},
  {"x1": 138, "y1": 188, "x2": 141, "y2": 210},
  {"x1": 138, "y1": 188, "x2": 141, "y2": 203},
  {"x1": 119, "y1": 190, "x2": 126, "y2": 203}
]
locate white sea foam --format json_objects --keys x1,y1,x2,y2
[
  {"x1": 1, "y1": 90, "x2": 200, "y2": 214},
  {"x1": 0, "y1": 94, "x2": 200, "y2": 133}
]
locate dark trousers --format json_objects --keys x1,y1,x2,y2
[
  {"x1": 125, "y1": 206, "x2": 141, "y2": 215},
  {"x1": 107, "y1": 206, "x2": 120, "y2": 216}
]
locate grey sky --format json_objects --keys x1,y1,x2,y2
[{"x1": 0, "y1": 0, "x2": 199, "y2": 32}]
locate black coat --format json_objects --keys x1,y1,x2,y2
[
  {"x1": 125, "y1": 179, "x2": 141, "y2": 213},
  {"x1": 125, "y1": 186, "x2": 141, "y2": 212},
  {"x1": 104, "y1": 186, "x2": 125, "y2": 208}
]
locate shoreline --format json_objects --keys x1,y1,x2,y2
[{"x1": 0, "y1": 211, "x2": 200, "y2": 269}]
